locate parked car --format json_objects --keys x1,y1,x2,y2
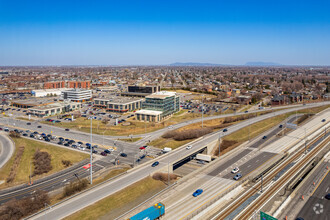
[
  {"x1": 244, "y1": 111, "x2": 249, "y2": 113},
  {"x1": 279, "y1": 124, "x2": 283, "y2": 128},
  {"x1": 120, "y1": 153, "x2": 127, "y2": 157},
  {"x1": 27, "y1": 122, "x2": 31, "y2": 125},
  {"x1": 22, "y1": 133, "x2": 28, "y2": 137},
  {"x1": 233, "y1": 173, "x2": 242, "y2": 180},
  {"x1": 64, "y1": 143, "x2": 70, "y2": 146},
  {"x1": 100, "y1": 152, "x2": 107, "y2": 156},
  {"x1": 322, "y1": 119, "x2": 326, "y2": 122},
  {"x1": 231, "y1": 167, "x2": 240, "y2": 174},
  {"x1": 30, "y1": 134, "x2": 35, "y2": 138},
  {"x1": 325, "y1": 193, "x2": 330, "y2": 200},
  {"x1": 37, "y1": 125, "x2": 42, "y2": 128},
  {"x1": 192, "y1": 189, "x2": 203, "y2": 197},
  {"x1": 223, "y1": 128, "x2": 228, "y2": 132},
  {"x1": 104, "y1": 149, "x2": 111, "y2": 154},
  {"x1": 139, "y1": 146, "x2": 146, "y2": 150},
  {"x1": 57, "y1": 141, "x2": 63, "y2": 145},
  {"x1": 152, "y1": 161, "x2": 159, "y2": 167}
]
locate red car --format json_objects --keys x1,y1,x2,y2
[{"x1": 139, "y1": 145, "x2": 148, "y2": 150}]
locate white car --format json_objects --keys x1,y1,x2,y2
[
  {"x1": 231, "y1": 167, "x2": 240, "y2": 174},
  {"x1": 186, "y1": 145, "x2": 192, "y2": 150},
  {"x1": 108, "y1": 148, "x2": 115, "y2": 152}
]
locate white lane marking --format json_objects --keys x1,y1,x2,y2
[
  {"x1": 326, "y1": 187, "x2": 329, "y2": 193},
  {"x1": 247, "y1": 165, "x2": 251, "y2": 168}
]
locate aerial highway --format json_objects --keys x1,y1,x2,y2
[
  {"x1": 124, "y1": 112, "x2": 328, "y2": 220},
  {"x1": 28, "y1": 104, "x2": 329, "y2": 219}
]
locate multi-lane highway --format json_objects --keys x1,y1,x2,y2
[{"x1": 28, "y1": 104, "x2": 329, "y2": 219}]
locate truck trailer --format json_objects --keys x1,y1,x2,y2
[
  {"x1": 128, "y1": 203, "x2": 165, "y2": 220},
  {"x1": 196, "y1": 154, "x2": 212, "y2": 162}
]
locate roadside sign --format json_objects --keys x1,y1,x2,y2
[
  {"x1": 286, "y1": 122, "x2": 297, "y2": 129},
  {"x1": 260, "y1": 211, "x2": 277, "y2": 220}
]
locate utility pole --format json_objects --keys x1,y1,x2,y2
[
  {"x1": 218, "y1": 132, "x2": 221, "y2": 157},
  {"x1": 261, "y1": 174, "x2": 263, "y2": 193},
  {"x1": 90, "y1": 117, "x2": 93, "y2": 184},
  {"x1": 304, "y1": 128, "x2": 307, "y2": 154},
  {"x1": 202, "y1": 94, "x2": 204, "y2": 128},
  {"x1": 168, "y1": 160, "x2": 170, "y2": 185}
]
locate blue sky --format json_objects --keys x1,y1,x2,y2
[{"x1": 0, "y1": 0, "x2": 329, "y2": 66}]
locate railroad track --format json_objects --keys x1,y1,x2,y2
[{"x1": 213, "y1": 132, "x2": 329, "y2": 220}]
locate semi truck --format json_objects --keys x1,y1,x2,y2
[
  {"x1": 128, "y1": 202, "x2": 165, "y2": 220},
  {"x1": 196, "y1": 154, "x2": 212, "y2": 162}
]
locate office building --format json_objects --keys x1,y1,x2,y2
[
  {"x1": 61, "y1": 89, "x2": 92, "y2": 102},
  {"x1": 94, "y1": 96, "x2": 143, "y2": 113},
  {"x1": 121, "y1": 85, "x2": 161, "y2": 97}
]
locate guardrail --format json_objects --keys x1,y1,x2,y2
[{"x1": 24, "y1": 169, "x2": 128, "y2": 219}]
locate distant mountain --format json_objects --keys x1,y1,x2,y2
[
  {"x1": 244, "y1": 62, "x2": 282, "y2": 66},
  {"x1": 169, "y1": 62, "x2": 225, "y2": 66}
]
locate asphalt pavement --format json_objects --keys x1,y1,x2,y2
[
  {"x1": 296, "y1": 171, "x2": 330, "y2": 220},
  {"x1": 0, "y1": 133, "x2": 14, "y2": 169}
]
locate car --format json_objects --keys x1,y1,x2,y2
[
  {"x1": 104, "y1": 149, "x2": 111, "y2": 154},
  {"x1": 65, "y1": 138, "x2": 69, "y2": 142},
  {"x1": 44, "y1": 138, "x2": 50, "y2": 142},
  {"x1": 0, "y1": 128, "x2": 2, "y2": 131},
  {"x1": 78, "y1": 147, "x2": 85, "y2": 150},
  {"x1": 325, "y1": 193, "x2": 330, "y2": 200},
  {"x1": 27, "y1": 122, "x2": 31, "y2": 125},
  {"x1": 151, "y1": 161, "x2": 159, "y2": 167},
  {"x1": 86, "y1": 143, "x2": 91, "y2": 147},
  {"x1": 223, "y1": 128, "x2": 228, "y2": 132},
  {"x1": 4, "y1": 128, "x2": 9, "y2": 132},
  {"x1": 108, "y1": 148, "x2": 115, "y2": 152},
  {"x1": 37, "y1": 125, "x2": 42, "y2": 128},
  {"x1": 139, "y1": 146, "x2": 146, "y2": 150},
  {"x1": 186, "y1": 145, "x2": 192, "y2": 150},
  {"x1": 197, "y1": 160, "x2": 205, "y2": 165},
  {"x1": 231, "y1": 167, "x2": 240, "y2": 174},
  {"x1": 55, "y1": 120, "x2": 61, "y2": 123},
  {"x1": 22, "y1": 133, "x2": 28, "y2": 136},
  {"x1": 233, "y1": 173, "x2": 242, "y2": 180},
  {"x1": 93, "y1": 145, "x2": 98, "y2": 148},
  {"x1": 77, "y1": 141, "x2": 83, "y2": 145},
  {"x1": 279, "y1": 124, "x2": 283, "y2": 128},
  {"x1": 65, "y1": 128, "x2": 70, "y2": 131},
  {"x1": 262, "y1": 136, "x2": 267, "y2": 139},
  {"x1": 92, "y1": 150, "x2": 98, "y2": 154},
  {"x1": 64, "y1": 143, "x2": 70, "y2": 146},
  {"x1": 30, "y1": 134, "x2": 35, "y2": 138},
  {"x1": 100, "y1": 152, "x2": 107, "y2": 156},
  {"x1": 71, "y1": 144, "x2": 77, "y2": 148},
  {"x1": 295, "y1": 218, "x2": 304, "y2": 220},
  {"x1": 192, "y1": 189, "x2": 203, "y2": 197},
  {"x1": 322, "y1": 119, "x2": 326, "y2": 122},
  {"x1": 57, "y1": 141, "x2": 63, "y2": 145},
  {"x1": 244, "y1": 111, "x2": 249, "y2": 113},
  {"x1": 120, "y1": 153, "x2": 127, "y2": 157},
  {"x1": 34, "y1": 131, "x2": 39, "y2": 134}
]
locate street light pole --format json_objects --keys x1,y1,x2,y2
[
  {"x1": 202, "y1": 94, "x2": 204, "y2": 128},
  {"x1": 218, "y1": 132, "x2": 221, "y2": 157},
  {"x1": 90, "y1": 117, "x2": 93, "y2": 185}
]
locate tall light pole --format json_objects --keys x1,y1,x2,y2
[
  {"x1": 218, "y1": 132, "x2": 221, "y2": 157},
  {"x1": 90, "y1": 117, "x2": 93, "y2": 184},
  {"x1": 201, "y1": 94, "x2": 204, "y2": 128}
]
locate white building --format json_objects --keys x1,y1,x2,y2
[
  {"x1": 61, "y1": 89, "x2": 92, "y2": 102},
  {"x1": 32, "y1": 88, "x2": 70, "y2": 97}
]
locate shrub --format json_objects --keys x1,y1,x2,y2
[
  {"x1": 62, "y1": 160, "x2": 72, "y2": 167},
  {"x1": 32, "y1": 149, "x2": 52, "y2": 176},
  {"x1": 62, "y1": 179, "x2": 89, "y2": 198},
  {"x1": 9, "y1": 131, "x2": 21, "y2": 138},
  {"x1": 0, "y1": 190, "x2": 49, "y2": 220},
  {"x1": 152, "y1": 172, "x2": 178, "y2": 182},
  {"x1": 6, "y1": 146, "x2": 25, "y2": 183}
]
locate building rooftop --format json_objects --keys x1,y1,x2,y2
[
  {"x1": 146, "y1": 91, "x2": 176, "y2": 99},
  {"x1": 11, "y1": 97, "x2": 55, "y2": 106},
  {"x1": 135, "y1": 109, "x2": 162, "y2": 115},
  {"x1": 94, "y1": 95, "x2": 143, "y2": 104}
]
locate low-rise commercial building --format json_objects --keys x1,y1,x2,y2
[
  {"x1": 121, "y1": 84, "x2": 160, "y2": 97},
  {"x1": 135, "y1": 91, "x2": 180, "y2": 122},
  {"x1": 135, "y1": 109, "x2": 162, "y2": 122},
  {"x1": 32, "y1": 88, "x2": 70, "y2": 97},
  {"x1": 11, "y1": 98, "x2": 55, "y2": 108},
  {"x1": 61, "y1": 89, "x2": 92, "y2": 102},
  {"x1": 94, "y1": 96, "x2": 143, "y2": 113},
  {"x1": 28, "y1": 102, "x2": 82, "y2": 117}
]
